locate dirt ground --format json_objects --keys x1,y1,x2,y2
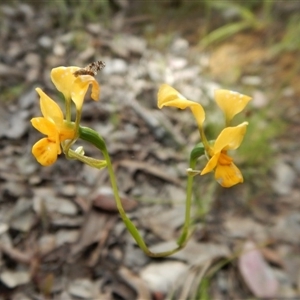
[{"x1": 0, "y1": 1, "x2": 300, "y2": 299}]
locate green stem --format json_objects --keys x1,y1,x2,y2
[
  {"x1": 79, "y1": 126, "x2": 192, "y2": 257},
  {"x1": 177, "y1": 158, "x2": 196, "y2": 245},
  {"x1": 103, "y1": 145, "x2": 189, "y2": 257}
]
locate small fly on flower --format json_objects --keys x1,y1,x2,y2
[{"x1": 73, "y1": 60, "x2": 105, "y2": 77}]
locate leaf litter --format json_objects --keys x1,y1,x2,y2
[{"x1": 0, "y1": 2, "x2": 300, "y2": 299}]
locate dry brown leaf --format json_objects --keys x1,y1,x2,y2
[
  {"x1": 70, "y1": 210, "x2": 109, "y2": 257},
  {"x1": 261, "y1": 247, "x2": 285, "y2": 268},
  {"x1": 118, "y1": 267, "x2": 152, "y2": 300},
  {"x1": 238, "y1": 240, "x2": 279, "y2": 298}
]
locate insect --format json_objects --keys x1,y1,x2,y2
[{"x1": 73, "y1": 60, "x2": 105, "y2": 77}]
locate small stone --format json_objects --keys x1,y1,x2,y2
[
  {"x1": 55, "y1": 230, "x2": 79, "y2": 247},
  {"x1": 170, "y1": 38, "x2": 189, "y2": 54},
  {"x1": 38, "y1": 36, "x2": 53, "y2": 49},
  {"x1": 86, "y1": 23, "x2": 103, "y2": 34},
  {"x1": 68, "y1": 278, "x2": 94, "y2": 299},
  {"x1": 241, "y1": 75, "x2": 262, "y2": 86},
  {"x1": 103, "y1": 58, "x2": 128, "y2": 75},
  {"x1": 38, "y1": 234, "x2": 56, "y2": 255},
  {"x1": 272, "y1": 161, "x2": 296, "y2": 195},
  {"x1": 140, "y1": 261, "x2": 188, "y2": 294},
  {"x1": 18, "y1": 4, "x2": 34, "y2": 19},
  {"x1": 24, "y1": 52, "x2": 40, "y2": 67},
  {"x1": 168, "y1": 56, "x2": 188, "y2": 70},
  {"x1": 0, "y1": 270, "x2": 30, "y2": 288},
  {"x1": 11, "y1": 292, "x2": 31, "y2": 300},
  {"x1": 33, "y1": 195, "x2": 78, "y2": 216},
  {"x1": 9, "y1": 198, "x2": 35, "y2": 232},
  {"x1": 18, "y1": 88, "x2": 37, "y2": 109},
  {"x1": 274, "y1": 213, "x2": 300, "y2": 243},
  {"x1": 59, "y1": 184, "x2": 76, "y2": 197},
  {"x1": 293, "y1": 155, "x2": 300, "y2": 174},
  {"x1": 53, "y1": 43, "x2": 66, "y2": 56},
  {"x1": 252, "y1": 90, "x2": 269, "y2": 108},
  {"x1": 0, "y1": 223, "x2": 8, "y2": 235}
]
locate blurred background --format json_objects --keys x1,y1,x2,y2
[{"x1": 0, "y1": 0, "x2": 300, "y2": 299}]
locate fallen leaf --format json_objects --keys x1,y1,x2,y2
[
  {"x1": 238, "y1": 240, "x2": 279, "y2": 298},
  {"x1": 70, "y1": 210, "x2": 108, "y2": 257},
  {"x1": 68, "y1": 278, "x2": 95, "y2": 299},
  {"x1": 118, "y1": 267, "x2": 152, "y2": 300}
]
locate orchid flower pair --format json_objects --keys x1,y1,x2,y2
[
  {"x1": 157, "y1": 84, "x2": 251, "y2": 187},
  {"x1": 31, "y1": 66, "x2": 100, "y2": 166}
]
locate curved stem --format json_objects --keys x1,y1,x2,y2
[
  {"x1": 199, "y1": 126, "x2": 210, "y2": 153},
  {"x1": 79, "y1": 126, "x2": 193, "y2": 257}
]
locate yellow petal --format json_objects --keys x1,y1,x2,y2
[
  {"x1": 71, "y1": 75, "x2": 100, "y2": 110},
  {"x1": 215, "y1": 90, "x2": 251, "y2": 122},
  {"x1": 51, "y1": 67, "x2": 100, "y2": 111},
  {"x1": 214, "y1": 162, "x2": 243, "y2": 187},
  {"x1": 157, "y1": 84, "x2": 205, "y2": 127},
  {"x1": 31, "y1": 117, "x2": 57, "y2": 137},
  {"x1": 59, "y1": 122, "x2": 76, "y2": 141},
  {"x1": 51, "y1": 66, "x2": 80, "y2": 101},
  {"x1": 36, "y1": 88, "x2": 63, "y2": 126},
  {"x1": 201, "y1": 152, "x2": 220, "y2": 175},
  {"x1": 213, "y1": 122, "x2": 248, "y2": 153},
  {"x1": 32, "y1": 138, "x2": 60, "y2": 166}
]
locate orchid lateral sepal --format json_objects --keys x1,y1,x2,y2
[
  {"x1": 67, "y1": 148, "x2": 107, "y2": 169},
  {"x1": 186, "y1": 168, "x2": 201, "y2": 177}
]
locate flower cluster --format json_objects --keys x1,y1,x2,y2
[
  {"x1": 31, "y1": 66, "x2": 100, "y2": 166},
  {"x1": 157, "y1": 84, "x2": 251, "y2": 187},
  {"x1": 31, "y1": 64, "x2": 251, "y2": 188}
]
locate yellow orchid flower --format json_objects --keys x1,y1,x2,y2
[
  {"x1": 215, "y1": 90, "x2": 252, "y2": 125},
  {"x1": 201, "y1": 122, "x2": 248, "y2": 187},
  {"x1": 157, "y1": 84, "x2": 251, "y2": 188},
  {"x1": 51, "y1": 66, "x2": 100, "y2": 111},
  {"x1": 31, "y1": 88, "x2": 75, "y2": 166},
  {"x1": 158, "y1": 84, "x2": 205, "y2": 129}
]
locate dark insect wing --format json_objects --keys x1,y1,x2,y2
[
  {"x1": 89, "y1": 61, "x2": 106, "y2": 75},
  {"x1": 73, "y1": 60, "x2": 106, "y2": 77}
]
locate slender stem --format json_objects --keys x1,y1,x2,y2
[
  {"x1": 103, "y1": 148, "x2": 187, "y2": 257},
  {"x1": 177, "y1": 158, "x2": 196, "y2": 245},
  {"x1": 199, "y1": 127, "x2": 210, "y2": 153},
  {"x1": 79, "y1": 126, "x2": 192, "y2": 257},
  {"x1": 78, "y1": 126, "x2": 196, "y2": 257}
]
